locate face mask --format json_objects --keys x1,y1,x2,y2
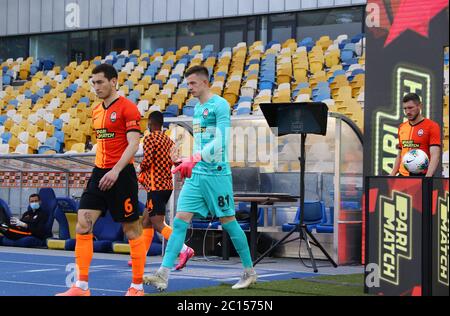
[{"x1": 30, "y1": 202, "x2": 40, "y2": 210}]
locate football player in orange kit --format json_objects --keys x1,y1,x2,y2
[
  {"x1": 391, "y1": 93, "x2": 441, "y2": 177},
  {"x1": 56, "y1": 64, "x2": 146, "y2": 296}
]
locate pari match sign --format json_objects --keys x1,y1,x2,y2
[
  {"x1": 366, "y1": 177, "x2": 449, "y2": 296},
  {"x1": 366, "y1": 177, "x2": 423, "y2": 296}
]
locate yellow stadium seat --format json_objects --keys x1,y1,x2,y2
[
  {"x1": 65, "y1": 130, "x2": 86, "y2": 151},
  {"x1": 70, "y1": 143, "x2": 86, "y2": 153},
  {"x1": 28, "y1": 137, "x2": 39, "y2": 151}
]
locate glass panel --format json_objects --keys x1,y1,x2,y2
[
  {"x1": 0, "y1": 36, "x2": 28, "y2": 60},
  {"x1": 90, "y1": 31, "x2": 99, "y2": 58},
  {"x1": 269, "y1": 13, "x2": 296, "y2": 23},
  {"x1": 99, "y1": 28, "x2": 130, "y2": 56},
  {"x1": 177, "y1": 20, "x2": 220, "y2": 50},
  {"x1": 224, "y1": 30, "x2": 244, "y2": 49},
  {"x1": 129, "y1": 27, "x2": 140, "y2": 52},
  {"x1": 271, "y1": 25, "x2": 293, "y2": 43},
  {"x1": 29, "y1": 33, "x2": 68, "y2": 66},
  {"x1": 222, "y1": 17, "x2": 247, "y2": 48},
  {"x1": 297, "y1": 7, "x2": 364, "y2": 41},
  {"x1": 247, "y1": 17, "x2": 256, "y2": 44},
  {"x1": 338, "y1": 119, "x2": 364, "y2": 264},
  {"x1": 69, "y1": 31, "x2": 90, "y2": 63},
  {"x1": 141, "y1": 24, "x2": 176, "y2": 52}
]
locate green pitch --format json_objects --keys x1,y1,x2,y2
[{"x1": 148, "y1": 273, "x2": 368, "y2": 296}]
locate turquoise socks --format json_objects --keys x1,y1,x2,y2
[
  {"x1": 222, "y1": 220, "x2": 253, "y2": 268},
  {"x1": 161, "y1": 218, "x2": 189, "y2": 268}
]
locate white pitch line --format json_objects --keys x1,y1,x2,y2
[
  {"x1": 0, "y1": 260, "x2": 67, "y2": 267},
  {"x1": 218, "y1": 272, "x2": 291, "y2": 282},
  {"x1": 20, "y1": 269, "x2": 60, "y2": 273},
  {"x1": 0, "y1": 279, "x2": 124, "y2": 294}
]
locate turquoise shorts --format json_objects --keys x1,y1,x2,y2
[{"x1": 177, "y1": 173, "x2": 235, "y2": 219}]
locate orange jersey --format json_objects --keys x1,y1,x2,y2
[
  {"x1": 139, "y1": 131, "x2": 175, "y2": 191},
  {"x1": 92, "y1": 96, "x2": 141, "y2": 169},
  {"x1": 398, "y1": 118, "x2": 441, "y2": 176}
]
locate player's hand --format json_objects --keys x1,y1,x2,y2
[
  {"x1": 172, "y1": 153, "x2": 201, "y2": 180},
  {"x1": 99, "y1": 169, "x2": 120, "y2": 191},
  {"x1": 10, "y1": 217, "x2": 27, "y2": 228}
]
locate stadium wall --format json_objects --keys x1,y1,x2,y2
[{"x1": 0, "y1": 0, "x2": 366, "y2": 37}]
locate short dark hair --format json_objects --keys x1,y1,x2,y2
[
  {"x1": 185, "y1": 65, "x2": 210, "y2": 79},
  {"x1": 403, "y1": 93, "x2": 421, "y2": 104},
  {"x1": 92, "y1": 63, "x2": 118, "y2": 81},
  {"x1": 29, "y1": 193, "x2": 40, "y2": 201},
  {"x1": 149, "y1": 111, "x2": 164, "y2": 127}
]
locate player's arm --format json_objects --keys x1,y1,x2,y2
[
  {"x1": 390, "y1": 150, "x2": 402, "y2": 176},
  {"x1": 425, "y1": 146, "x2": 441, "y2": 177},
  {"x1": 425, "y1": 122, "x2": 442, "y2": 177},
  {"x1": 99, "y1": 131, "x2": 140, "y2": 191},
  {"x1": 140, "y1": 135, "x2": 152, "y2": 172},
  {"x1": 390, "y1": 128, "x2": 402, "y2": 176}
]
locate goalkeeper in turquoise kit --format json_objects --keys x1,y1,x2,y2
[{"x1": 143, "y1": 65, "x2": 257, "y2": 291}]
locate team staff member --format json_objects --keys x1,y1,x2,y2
[
  {"x1": 391, "y1": 93, "x2": 441, "y2": 177},
  {"x1": 0, "y1": 194, "x2": 48, "y2": 241},
  {"x1": 128, "y1": 110, "x2": 194, "y2": 270},
  {"x1": 57, "y1": 64, "x2": 146, "y2": 296}
]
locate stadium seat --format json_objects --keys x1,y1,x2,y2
[
  {"x1": 1, "y1": 188, "x2": 57, "y2": 248},
  {"x1": 316, "y1": 207, "x2": 334, "y2": 233},
  {"x1": 281, "y1": 201, "x2": 326, "y2": 233}
]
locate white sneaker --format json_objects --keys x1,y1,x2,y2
[
  {"x1": 143, "y1": 271, "x2": 168, "y2": 292},
  {"x1": 232, "y1": 270, "x2": 258, "y2": 289}
]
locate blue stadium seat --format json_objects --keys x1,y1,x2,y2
[
  {"x1": 42, "y1": 59, "x2": 55, "y2": 71},
  {"x1": 52, "y1": 119, "x2": 63, "y2": 131},
  {"x1": 8, "y1": 99, "x2": 19, "y2": 107},
  {"x1": 282, "y1": 201, "x2": 326, "y2": 233},
  {"x1": 2, "y1": 75, "x2": 12, "y2": 86},
  {"x1": 1, "y1": 132, "x2": 12, "y2": 144},
  {"x1": 0, "y1": 116, "x2": 7, "y2": 125},
  {"x1": 56, "y1": 197, "x2": 79, "y2": 214},
  {"x1": 79, "y1": 97, "x2": 90, "y2": 105},
  {"x1": 165, "y1": 104, "x2": 179, "y2": 117},
  {"x1": 236, "y1": 107, "x2": 251, "y2": 115},
  {"x1": 182, "y1": 106, "x2": 195, "y2": 117},
  {"x1": 316, "y1": 207, "x2": 334, "y2": 233},
  {"x1": 0, "y1": 198, "x2": 12, "y2": 221},
  {"x1": 38, "y1": 137, "x2": 59, "y2": 154},
  {"x1": 54, "y1": 131, "x2": 65, "y2": 146}
]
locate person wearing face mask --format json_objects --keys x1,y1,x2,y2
[{"x1": 0, "y1": 194, "x2": 48, "y2": 240}]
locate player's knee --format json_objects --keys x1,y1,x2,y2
[
  {"x1": 76, "y1": 222, "x2": 92, "y2": 235},
  {"x1": 142, "y1": 216, "x2": 153, "y2": 229},
  {"x1": 219, "y1": 216, "x2": 236, "y2": 225},
  {"x1": 151, "y1": 216, "x2": 165, "y2": 231},
  {"x1": 123, "y1": 221, "x2": 141, "y2": 240}
]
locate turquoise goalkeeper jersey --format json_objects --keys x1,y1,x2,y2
[{"x1": 192, "y1": 94, "x2": 231, "y2": 176}]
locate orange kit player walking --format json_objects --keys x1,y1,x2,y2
[
  {"x1": 56, "y1": 64, "x2": 146, "y2": 296},
  {"x1": 128, "y1": 110, "x2": 194, "y2": 269},
  {"x1": 391, "y1": 93, "x2": 441, "y2": 177}
]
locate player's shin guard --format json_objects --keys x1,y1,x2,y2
[
  {"x1": 142, "y1": 228, "x2": 154, "y2": 253},
  {"x1": 75, "y1": 234, "x2": 94, "y2": 282},
  {"x1": 129, "y1": 235, "x2": 147, "y2": 284},
  {"x1": 161, "y1": 218, "x2": 189, "y2": 269},
  {"x1": 222, "y1": 220, "x2": 253, "y2": 268}
]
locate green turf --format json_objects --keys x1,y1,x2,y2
[{"x1": 147, "y1": 273, "x2": 368, "y2": 296}]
